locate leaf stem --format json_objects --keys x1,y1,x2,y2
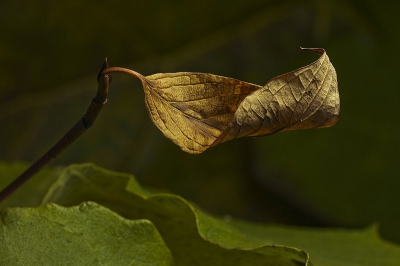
[
  {"x1": 0, "y1": 59, "x2": 112, "y2": 204},
  {"x1": 102, "y1": 67, "x2": 149, "y2": 85},
  {"x1": 102, "y1": 67, "x2": 142, "y2": 78}
]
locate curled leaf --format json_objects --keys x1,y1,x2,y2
[{"x1": 136, "y1": 48, "x2": 339, "y2": 154}]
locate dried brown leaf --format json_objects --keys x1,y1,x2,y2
[{"x1": 135, "y1": 48, "x2": 339, "y2": 154}]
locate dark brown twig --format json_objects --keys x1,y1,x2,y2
[{"x1": 0, "y1": 59, "x2": 112, "y2": 203}]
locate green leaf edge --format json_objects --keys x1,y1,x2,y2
[{"x1": 46, "y1": 163, "x2": 311, "y2": 264}]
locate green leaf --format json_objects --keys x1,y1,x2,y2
[
  {"x1": 0, "y1": 201, "x2": 173, "y2": 266},
  {"x1": 231, "y1": 221, "x2": 400, "y2": 266},
  {"x1": 40, "y1": 163, "x2": 306, "y2": 265},
  {"x1": 39, "y1": 163, "x2": 400, "y2": 265}
]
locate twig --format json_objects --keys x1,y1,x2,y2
[{"x1": 0, "y1": 59, "x2": 112, "y2": 203}]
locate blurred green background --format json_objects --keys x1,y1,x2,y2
[{"x1": 1, "y1": 1, "x2": 399, "y2": 243}]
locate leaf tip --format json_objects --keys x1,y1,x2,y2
[{"x1": 300, "y1": 47, "x2": 325, "y2": 55}]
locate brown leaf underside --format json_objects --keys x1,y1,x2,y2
[{"x1": 138, "y1": 48, "x2": 339, "y2": 154}]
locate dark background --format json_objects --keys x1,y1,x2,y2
[{"x1": 1, "y1": 1, "x2": 399, "y2": 243}]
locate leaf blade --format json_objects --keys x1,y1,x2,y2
[
  {"x1": 0, "y1": 201, "x2": 173, "y2": 266},
  {"x1": 142, "y1": 72, "x2": 262, "y2": 153},
  {"x1": 37, "y1": 163, "x2": 400, "y2": 266},
  {"x1": 42, "y1": 163, "x2": 309, "y2": 265},
  {"x1": 138, "y1": 49, "x2": 339, "y2": 153},
  {"x1": 215, "y1": 48, "x2": 340, "y2": 145}
]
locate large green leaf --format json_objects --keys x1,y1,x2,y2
[
  {"x1": 39, "y1": 163, "x2": 306, "y2": 265},
  {"x1": 34, "y1": 163, "x2": 400, "y2": 266},
  {"x1": 0, "y1": 201, "x2": 173, "y2": 266}
]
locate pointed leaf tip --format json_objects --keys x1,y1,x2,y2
[{"x1": 300, "y1": 47, "x2": 325, "y2": 55}]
